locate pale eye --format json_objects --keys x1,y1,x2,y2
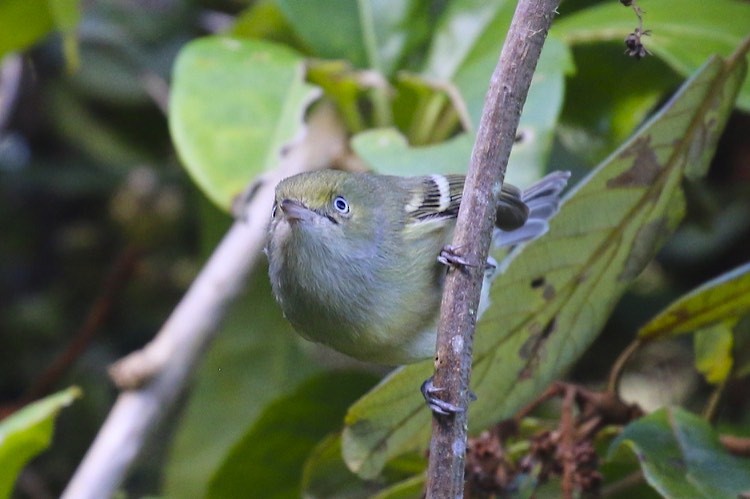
[{"x1": 333, "y1": 195, "x2": 350, "y2": 214}]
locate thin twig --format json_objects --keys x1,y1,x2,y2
[
  {"x1": 702, "y1": 379, "x2": 727, "y2": 423},
  {"x1": 425, "y1": 1, "x2": 560, "y2": 497},
  {"x1": 606, "y1": 337, "x2": 642, "y2": 393},
  {"x1": 515, "y1": 382, "x2": 565, "y2": 422},
  {"x1": 720, "y1": 434, "x2": 750, "y2": 457}
]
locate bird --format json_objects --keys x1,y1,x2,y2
[{"x1": 265, "y1": 169, "x2": 570, "y2": 366}]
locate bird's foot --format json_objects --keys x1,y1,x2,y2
[{"x1": 421, "y1": 377, "x2": 473, "y2": 416}]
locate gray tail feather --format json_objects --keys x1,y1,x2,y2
[
  {"x1": 494, "y1": 170, "x2": 571, "y2": 248},
  {"x1": 521, "y1": 170, "x2": 571, "y2": 202}
]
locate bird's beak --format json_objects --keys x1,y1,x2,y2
[{"x1": 279, "y1": 199, "x2": 315, "y2": 223}]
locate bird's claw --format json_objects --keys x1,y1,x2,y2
[
  {"x1": 438, "y1": 245, "x2": 474, "y2": 269},
  {"x1": 438, "y1": 246, "x2": 496, "y2": 273},
  {"x1": 421, "y1": 377, "x2": 465, "y2": 416}
]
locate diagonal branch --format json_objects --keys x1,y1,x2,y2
[
  {"x1": 425, "y1": 0, "x2": 561, "y2": 496},
  {"x1": 61, "y1": 102, "x2": 348, "y2": 499}
]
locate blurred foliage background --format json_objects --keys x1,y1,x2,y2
[{"x1": 1, "y1": 0, "x2": 749, "y2": 497}]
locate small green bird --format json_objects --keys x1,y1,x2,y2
[{"x1": 266, "y1": 169, "x2": 570, "y2": 365}]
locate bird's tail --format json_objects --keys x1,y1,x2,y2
[{"x1": 494, "y1": 170, "x2": 571, "y2": 248}]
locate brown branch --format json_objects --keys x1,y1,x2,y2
[
  {"x1": 62, "y1": 102, "x2": 348, "y2": 499},
  {"x1": 515, "y1": 382, "x2": 566, "y2": 421},
  {"x1": 606, "y1": 337, "x2": 642, "y2": 393},
  {"x1": 721, "y1": 435, "x2": 750, "y2": 458},
  {"x1": 425, "y1": 0, "x2": 561, "y2": 496}
]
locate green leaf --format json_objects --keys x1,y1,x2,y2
[
  {"x1": 351, "y1": 35, "x2": 570, "y2": 184},
  {"x1": 343, "y1": 364, "x2": 433, "y2": 479},
  {"x1": 276, "y1": 0, "x2": 428, "y2": 76},
  {"x1": 163, "y1": 255, "x2": 322, "y2": 498},
  {"x1": 553, "y1": 0, "x2": 750, "y2": 111},
  {"x1": 422, "y1": 1, "x2": 571, "y2": 182},
  {"x1": 464, "y1": 35, "x2": 570, "y2": 140},
  {"x1": 0, "y1": 0, "x2": 54, "y2": 57},
  {"x1": 352, "y1": 129, "x2": 473, "y2": 176},
  {"x1": 558, "y1": 43, "x2": 682, "y2": 166},
  {"x1": 639, "y1": 261, "x2": 750, "y2": 339},
  {"x1": 47, "y1": 0, "x2": 81, "y2": 71},
  {"x1": 207, "y1": 371, "x2": 377, "y2": 499},
  {"x1": 508, "y1": 37, "x2": 573, "y2": 186},
  {"x1": 231, "y1": 0, "x2": 299, "y2": 45},
  {"x1": 608, "y1": 407, "x2": 750, "y2": 498},
  {"x1": 425, "y1": 1, "x2": 572, "y2": 139},
  {"x1": 307, "y1": 60, "x2": 373, "y2": 133},
  {"x1": 694, "y1": 321, "x2": 734, "y2": 384},
  {"x1": 389, "y1": 73, "x2": 459, "y2": 145},
  {"x1": 422, "y1": 0, "x2": 515, "y2": 83},
  {"x1": 371, "y1": 474, "x2": 425, "y2": 499},
  {"x1": 302, "y1": 434, "x2": 426, "y2": 498},
  {"x1": 169, "y1": 37, "x2": 319, "y2": 209},
  {"x1": 343, "y1": 42, "x2": 748, "y2": 479},
  {"x1": 46, "y1": 0, "x2": 79, "y2": 32},
  {"x1": 732, "y1": 317, "x2": 750, "y2": 379},
  {"x1": 0, "y1": 387, "x2": 81, "y2": 498},
  {"x1": 301, "y1": 434, "x2": 377, "y2": 499}
]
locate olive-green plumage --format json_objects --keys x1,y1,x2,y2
[{"x1": 266, "y1": 169, "x2": 569, "y2": 364}]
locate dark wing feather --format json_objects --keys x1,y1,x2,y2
[
  {"x1": 405, "y1": 174, "x2": 466, "y2": 222},
  {"x1": 399, "y1": 170, "x2": 569, "y2": 247},
  {"x1": 403, "y1": 174, "x2": 536, "y2": 231},
  {"x1": 495, "y1": 183, "x2": 529, "y2": 231}
]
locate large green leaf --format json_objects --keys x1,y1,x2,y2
[
  {"x1": 207, "y1": 371, "x2": 377, "y2": 499},
  {"x1": 0, "y1": 387, "x2": 80, "y2": 498},
  {"x1": 0, "y1": 0, "x2": 80, "y2": 63},
  {"x1": 0, "y1": 0, "x2": 53, "y2": 57},
  {"x1": 422, "y1": 0, "x2": 515, "y2": 83},
  {"x1": 636, "y1": 261, "x2": 750, "y2": 384},
  {"x1": 276, "y1": 0, "x2": 428, "y2": 76},
  {"x1": 371, "y1": 475, "x2": 425, "y2": 499},
  {"x1": 163, "y1": 247, "x2": 321, "y2": 498},
  {"x1": 558, "y1": 43, "x2": 682, "y2": 166},
  {"x1": 301, "y1": 433, "x2": 426, "y2": 499},
  {"x1": 352, "y1": 129, "x2": 473, "y2": 176},
  {"x1": 507, "y1": 37, "x2": 572, "y2": 187},
  {"x1": 352, "y1": 34, "x2": 570, "y2": 185},
  {"x1": 639, "y1": 261, "x2": 750, "y2": 339},
  {"x1": 553, "y1": 0, "x2": 750, "y2": 110},
  {"x1": 352, "y1": 36, "x2": 569, "y2": 185},
  {"x1": 169, "y1": 37, "x2": 319, "y2": 209},
  {"x1": 342, "y1": 44, "x2": 748, "y2": 479},
  {"x1": 608, "y1": 407, "x2": 750, "y2": 498},
  {"x1": 301, "y1": 434, "x2": 375, "y2": 499},
  {"x1": 423, "y1": 1, "x2": 572, "y2": 184},
  {"x1": 731, "y1": 315, "x2": 750, "y2": 380}
]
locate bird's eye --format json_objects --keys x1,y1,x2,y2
[{"x1": 333, "y1": 195, "x2": 350, "y2": 214}]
